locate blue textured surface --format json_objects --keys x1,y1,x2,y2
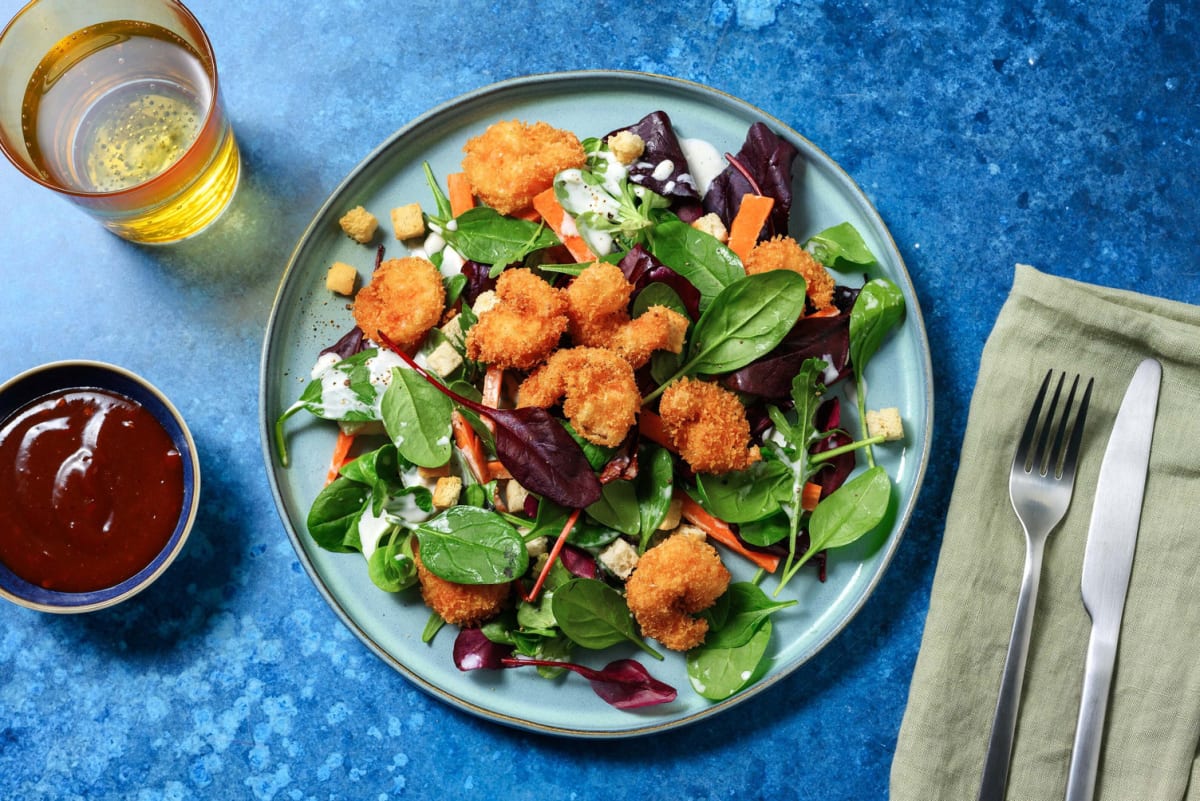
[{"x1": 0, "y1": 1, "x2": 1196, "y2": 799}]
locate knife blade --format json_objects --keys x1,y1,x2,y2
[{"x1": 1064, "y1": 357, "x2": 1162, "y2": 801}]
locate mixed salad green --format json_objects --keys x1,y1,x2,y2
[{"x1": 276, "y1": 111, "x2": 908, "y2": 709}]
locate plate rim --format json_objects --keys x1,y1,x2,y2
[{"x1": 258, "y1": 68, "x2": 934, "y2": 738}]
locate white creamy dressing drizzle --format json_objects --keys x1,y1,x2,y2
[
  {"x1": 307, "y1": 348, "x2": 408, "y2": 421},
  {"x1": 679, "y1": 137, "x2": 724, "y2": 198},
  {"x1": 358, "y1": 466, "x2": 438, "y2": 563},
  {"x1": 358, "y1": 506, "x2": 391, "y2": 562}
]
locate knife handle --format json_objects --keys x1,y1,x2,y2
[{"x1": 1064, "y1": 629, "x2": 1117, "y2": 801}]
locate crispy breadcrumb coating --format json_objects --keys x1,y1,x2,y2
[
  {"x1": 517, "y1": 347, "x2": 640, "y2": 447},
  {"x1": 352, "y1": 256, "x2": 445, "y2": 351},
  {"x1": 414, "y1": 548, "x2": 510, "y2": 627},
  {"x1": 625, "y1": 534, "x2": 731, "y2": 651},
  {"x1": 743, "y1": 235, "x2": 836, "y2": 311},
  {"x1": 461, "y1": 120, "x2": 586, "y2": 215},
  {"x1": 465, "y1": 268, "x2": 568, "y2": 371},
  {"x1": 564, "y1": 261, "x2": 689, "y2": 369},
  {"x1": 658, "y1": 378, "x2": 761, "y2": 474}
]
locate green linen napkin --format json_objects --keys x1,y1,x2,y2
[{"x1": 892, "y1": 264, "x2": 1200, "y2": 801}]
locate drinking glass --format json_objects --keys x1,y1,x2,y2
[{"x1": 0, "y1": 0, "x2": 240, "y2": 244}]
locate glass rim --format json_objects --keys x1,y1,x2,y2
[{"x1": 0, "y1": 0, "x2": 225, "y2": 200}]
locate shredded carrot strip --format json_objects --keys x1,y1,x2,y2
[
  {"x1": 727, "y1": 193, "x2": 776, "y2": 263},
  {"x1": 451, "y1": 410, "x2": 489, "y2": 485},
  {"x1": 324, "y1": 430, "x2": 357, "y2": 486},
  {"x1": 800, "y1": 481, "x2": 823, "y2": 513},
  {"x1": 637, "y1": 410, "x2": 676, "y2": 452},
  {"x1": 447, "y1": 172, "x2": 475, "y2": 217},
  {"x1": 532, "y1": 187, "x2": 595, "y2": 263},
  {"x1": 679, "y1": 494, "x2": 781, "y2": 573},
  {"x1": 806, "y1": 305, "x2": 840, "y2": 319},
  {"x1": 486, "y1": 460, "x2": 512, "y2": 480},
  {"x1": 481, "y1": 365, "x2": 504, "y2": 409},
  {"x1": 523, "y1": 508, "x2": 582, "y2": 603}
]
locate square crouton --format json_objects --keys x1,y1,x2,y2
[
  {"x1": 691, "y1": 212, "x2": 729, "y2": 244},
  {"x1": 432, "y1": 476, "x2": 462, "y2": 510},
  {"x1": 599, "y1": 538, "x2": 639, "y2": 580},
  {"x1": 425, "y1": 340, "x2": 463, "y2": 378},
  {"x1": 339, "y1": 205, "x2": 378, "y2": 243},
  {"x1": 866, "y1": 408, "x2": 905, "y2": 442},
  {"x1": 390, "y1": 203, "x2": 425, "y2": 240},
  {"x1": 325, "y1": 261, "x2": 358, "y2": 295}
]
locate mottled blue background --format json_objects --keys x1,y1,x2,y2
[{"x1": 1, "y1": 1, "x2": 1196, "y2": 799}]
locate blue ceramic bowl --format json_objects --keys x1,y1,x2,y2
[{"x1": 0, "y1": 361, "x2": 200, "y2": 613}]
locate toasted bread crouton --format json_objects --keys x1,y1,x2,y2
[
  {"x1": 607, "y1": 130, "x2": 645, "y2": 165},
  {"x1": 432, "y1": 476, "x2": 463, "y2": 509},
  {"x1": 325, "y1": 261, "x2": 358, "y2": 295},
  {"x1": 391, "y1": 202, "x2": 425, "y2": 240},
  {"x1": 866, "y1": 408, "x2": 904, "y2": 442},
  {"x1": 339, "y1": 205, "x2": 378, "y2": 243}
]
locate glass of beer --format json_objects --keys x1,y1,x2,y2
[{"x1": 0, "y1": 0, "x2": 240, "y2": 244}]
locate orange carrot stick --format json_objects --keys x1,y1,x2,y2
[
  {"x1": 532, "y1": 187, "x2": 596, "y2": 263},
  {"x1": 637, "y1": 410, "x2": 676, "y2": 452},
  {"x1": 679, "y1": 493, "x2": 780, "y2": 573},
  {"x1": 451, "y1": 410, "x2": 490, "y2": 485},
  {"x1": 324, "y1": 430, "x2": 357, "y2": 486},
  {"x1": 486, "y1": 460, "x2": 512, "y2": 480},
  {"x1": 523, "y1": 508, "x2": 582, "y2": 603},
  {"x1": 727, "y1": 194, "x2": 776, "y2": 263},
  {"x1": 447, "y1": 172, "x2": 475, "y2": 217},
  {"x1": 800, "y1": 481, "x2": 823, "y2": 513}
]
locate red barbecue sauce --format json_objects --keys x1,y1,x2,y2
[{"x1": 0, "y1": 388, "x2": 184, "y2": 592}]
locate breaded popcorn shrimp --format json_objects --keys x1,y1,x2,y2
[
  {"x1": 625, "y1": 534, "x2": 731, "y2": 651},
  {"x1": 564, "y1": 261, "x2": 689, "y2": 368},
  {"x1": 414, "y1": 548, "x2": 510, "y2": 627},
  {"x1": 352, "y1": 256, "x2": 445, "y2": 351},
  {"x1": 465, "y1": 268, "x2": 568, "y2": 371},
  {"x1": 743, "y1": 235, "x2": 836, "y2": 311},
  {"x1": 461, "y1": 120, "x2": 586, "y2": 215},
  {"x1": 658, "y1": 378, "x2": 761, "y2": 474},
  {"x1": 517, "y1": 347, "x2": 640, "y2": 447}
]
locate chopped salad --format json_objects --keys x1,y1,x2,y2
[{"x1": 276, "y1": 110, "x2": 908, "y2": 709}]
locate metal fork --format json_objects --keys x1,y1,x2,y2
[{"x1": 977, "y1": 370, "x2": 1093, "y2": 801}]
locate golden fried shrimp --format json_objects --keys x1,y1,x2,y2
[
  {"x1": 461, "y1": 120, "x2": 586, "y2": 215},
  {"x1": 465, "y1": 268, "x2": 568, "y2": 371},
  {"x1": 414, "y1": 548, "x2": 510, "y2": 627},
  {"x1": 625, "y1": 534, "x2": 731, "y2": 651},
  {"x1": 657, "y1": 378, "x2": 761, "y2": 474},
  {"x1": 352, "y1": 256, "x2": 446, "y2": 351},
  {"x1": 743, "y1": 235, "x2": 836, "y2": 311},
  {"x1": 517, "y1": 347, "x2": 640, "y2": 447},
  {"x1": 564, "y1": 261, "x2": 689, "y2": 369}
]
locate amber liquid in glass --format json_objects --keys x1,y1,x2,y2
[{"x1": 20, "y1": 19, "x2": 238, "y2": 242}]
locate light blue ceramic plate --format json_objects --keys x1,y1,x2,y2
[{"x1": 260, "y1": 71, "x2": 933, "y2": 737}]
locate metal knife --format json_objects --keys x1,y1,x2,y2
[{"x1": 1064, "y1": 357, "x2": 1162, "y2": 801}]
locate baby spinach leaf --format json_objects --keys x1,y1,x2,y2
[
  {"x1": 380, "y1": 367, "x2": 453, "y2": 468},
  {"x1": 637, "y1": 445, "x2": 676, "y2": 550},
  {"x1": 696, "y1": 459, "x2": 792, "y2": 524},
  {"x1": 306, "y1": 476, "x2": 368, "y2": 553},
  {"x1": 441, "y1": 206, "x2": 560, "y2": 269},
  {"x1": 551, "y1": 578, "x2": 663, "y2": 659},
  {"x1": 415, "y1": 506, "x2": 528, "y2": 585},
  {"x1": 804, "y1": 221, "x2": 876, "y2": 270},
  {"x1": 368, "y1": 530, "x2": 418, "y2": 592},
  {"x1": 849, "y1": 278, "x2": 906, "y2": 381},
  {"x1": 703, "y1": 583, "x2": 796, "y2": 650},
  {"x1": 686, "y1": 618, "x2": 773, "y2": 701},
  {"x1": 738, "y1": 512, "x2": 791, "y2": 547},
  {"x1": 649, "y1": 219, "x2": 744, "y2": 311},
  {"x1": 680, "y1": 270, "x2": 808, "y2": 377},
  {"x1": 585, "y1": 479, "x2": 640, "y2": 536},
  {"x1": 808, "y1": 465, "x2": 892, "y2": 551}
]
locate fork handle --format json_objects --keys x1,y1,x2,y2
[
  {"x1": 977, "y1": 536, "x2": 1046, "y2": 801},
  {"x1": 1064, "y1": 631, "x2": 1117, "y2": 801}
]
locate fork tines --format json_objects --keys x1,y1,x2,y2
[{"x1": 1015, "y1": 370, "x2": 1094, "y2": 481}]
